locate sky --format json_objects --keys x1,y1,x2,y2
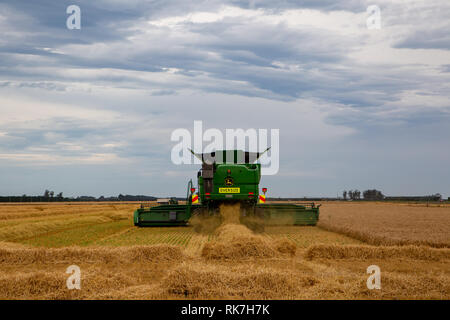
[{"x1": 0, "y1": 0, "x2": 449, "y2": 198}]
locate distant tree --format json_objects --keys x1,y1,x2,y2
[
  {"x1": 363, "y1": 189, "x2": 384, "y2": 201},
  {"x1": 348, "y1": 190, "x2": 361, "y2": 200},
  {"x1": 49, "y1": 191, "x2": 54, "y2": 199},
  {"x1": 44, "y1": 189, "x2": 50, "y2": 198},
  {"x1": 56, "y1": 192, "x2": 63, "y2": 200},
  {"x1": 343, "y1": 191, "x2": 347, "y2": 200},
  {"x1": 348, "y1": 190, "x2": 353, "y2": 200}
]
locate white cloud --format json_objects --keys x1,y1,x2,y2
[
  {"x1": 0, "y1": 152, "x2": 124, "y2": 165},
  {"x1": 0, "y1": 95, "x2": 121, "y2": 125}
]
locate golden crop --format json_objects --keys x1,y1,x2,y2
[
  {"x1": 0, "y1": 201, "x2": 448, "y2": 299},
  {"x1": 318, "y1": 202, "x2": 450, "y2": 247}
]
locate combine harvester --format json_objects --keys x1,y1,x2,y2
[{"x1": 134, "y1": 150, "x2": 320, "y2": 227}]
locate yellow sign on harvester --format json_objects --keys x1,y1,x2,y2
[
  {"x1": 219, "y1": 188, "x2": 240, "y2": 193},
  {"x1": 259, "y1": 194, "x2": 266, "y2": 204}
]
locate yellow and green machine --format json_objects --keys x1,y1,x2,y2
[{"x1": 133, "y1": 150, "x2": 320, "y2": 227}]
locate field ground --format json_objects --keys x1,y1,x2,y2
[{"x1": 0, "y1": 202, "x2": 449, "y2": 299}]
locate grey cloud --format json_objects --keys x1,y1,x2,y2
[
  {"x1": 384, "y1": 1, "x2": 450, "y2": 50},
  {"x1": 228, "y1": 0, "x2": 368, "y2": 12},
  {"x1": 0, "y1": 81, "x2": 67, "y2": 91},
  {"x1": 394, "y1": 29, "x2": 450, "y2": 50},
  {"x1": 1, "y1": 0, "x2": 445, "y2": 111}
]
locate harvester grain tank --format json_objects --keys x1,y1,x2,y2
[{"x1": 133, "y1": 149, "x2": 320, "y2": 226}]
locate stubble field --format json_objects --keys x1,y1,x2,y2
[{"x1": 0, "y1": 201, "x2": 449, "y2": 299}]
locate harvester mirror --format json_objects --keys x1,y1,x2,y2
[{"x1": 203, "y1": 152, "x2": 216, "y2": 165}]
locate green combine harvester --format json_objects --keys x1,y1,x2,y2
[{"x1": 133, "y1": 149, "x2": 320, "y2": 227}]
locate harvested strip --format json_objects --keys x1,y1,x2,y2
[
  {"x1": 162, "y1": 262, "x2": 317, "y2": 299},
  {"x1": 0, "y1": 245, "x2": 184, "y2": 264},
  {"x1": 0, "y1": 216, "x2": 113, "y2": 241},
  {"x1": 0, "y1": 203, "x2": 141, "y2": 221},
  {"x1": 0, "y1": 269, "x2": 135, "y2": 300},
  {"x1": 92, "y1": 227, "x2": 135, "y2": 245},
  {"x1": 185, "y1": 234, "x2": 209, "y2": 256},
  {"x1": 305, "y1": 244, "x2": 450, "y2": 261}
]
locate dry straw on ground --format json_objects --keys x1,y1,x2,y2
[
  {"x1": 201, "y1": 223, "x2": 296, "y2": 260},
  {"x1": 305, "y1": 244, "x2": 450, "y2": 261},
  {"x1": 0, "y1": 244, "x2": 184, "y2": 264},
  {"x1": 162, "y1": 262, "x2": 315, "y2": 299}
]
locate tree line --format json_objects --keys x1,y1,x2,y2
[
  {"x1": 343, "y1": 189, "x2": 442, "y2": 201},
  {"x1": 0, "y1": 189, "x2": 445, "y2": 202},
  {"x1": 0, "y1": 190, "x2": 158, "y2": 202}
]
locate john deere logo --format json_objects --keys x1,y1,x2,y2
[{"x1": 224, "y1": 177, "x2": 234, "y2": 186}]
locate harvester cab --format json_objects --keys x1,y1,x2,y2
[{"x1": 133, "y1": 149, "x2": 320, "y2": 227}]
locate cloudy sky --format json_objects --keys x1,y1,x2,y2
[{"x1": 0, "y1": 0, "x2": 449, "y2": 198}]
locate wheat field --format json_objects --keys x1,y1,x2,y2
[
  {"x1": 317, "y1": 202, "x2": 450, "y2": 247},
  {"x1": 0, "y1": 201, "x2": 449, "y2": 299}
]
